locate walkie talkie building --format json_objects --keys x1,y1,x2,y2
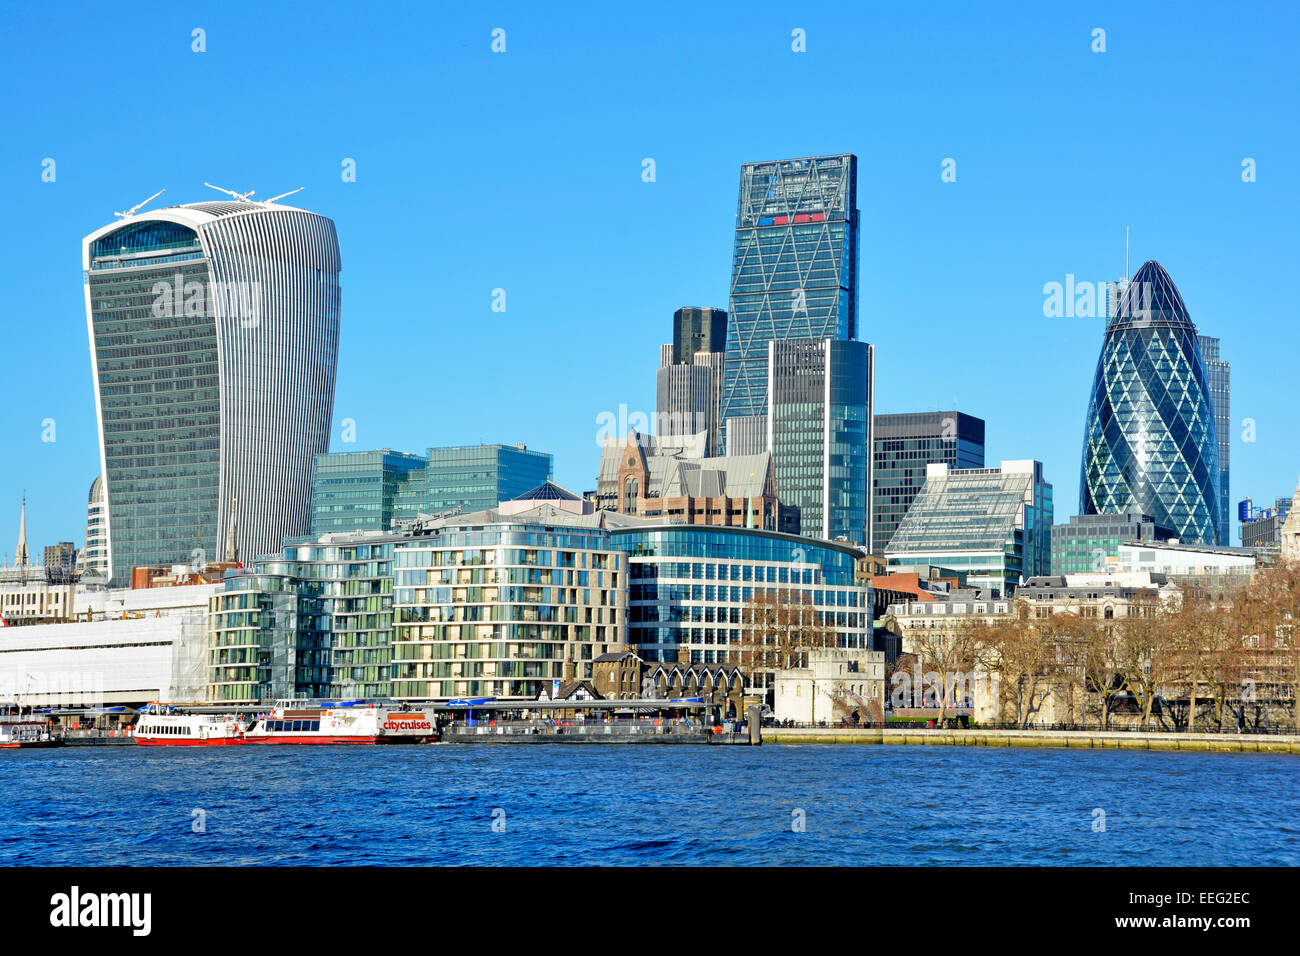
[
  {"x1": 83, "y1": 197, "x2": 341, "y2": 585},
  {"x1": 1079, "y1": 260, "x2": 1221, "y2": 545}
]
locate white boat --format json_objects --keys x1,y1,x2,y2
[
  {"x1": 0, "y1": 706, "x2": 63, "y2": 748},
  {"x1": 133, "y1": 703, "x2": 248, "y2": 746},
  {"x1": 242, "y1": 699, "x2": 437, "y2": 745}
]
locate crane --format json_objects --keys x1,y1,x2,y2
[{"x1": 114, "y1": 188, "x2": 166, "y2": 219}]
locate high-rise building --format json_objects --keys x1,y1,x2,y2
[
  {"x1": 1080, "y1": 261, "x2": 1221, "y2": 545},
  {"x1": 76, "y1": 475, "x2": 109, "y2": 578},
  {"x1": 767, "y1": 338, "x2": 873, "y2": 546},
  {"x1": 656, "y1": 353, "x2": 714, "y2": 451},
  {"x1": 657, "y1": 308, "x2": 727, "y2": 456},
  {"x1": 885, "y1": 460, "x2": 1053, "y2": 598},
  {"x1": 720, "y1": 155, "x2": 858, "y2": 430},
  {"x1": 873, "y1": 411, "x2": 986, "y2": 553},
  {"x1": 670, "y1": 306, "x2": 727, "y2": 366},
  {"x1": 1197, "y1": 335, "x2": 1231, "y2": 545},
  {"x1": 83, "y1": 195, "x2": 341, "y2": 584},
  {"x1": 43, "y1": 542, "x2": 77, "y2": 577}
]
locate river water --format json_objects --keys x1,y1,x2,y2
[{"x1": 2, "y1": 744, "x2": 1296, "y2": 865}]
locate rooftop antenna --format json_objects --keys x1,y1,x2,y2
[
  {"x1": 263, "y1": 187, "x2": 305, "y2": 204},
  {"x1": 203, "y1": 182, "x2": 257, "y2": 202},
  {"x1": 114, "y1": 188, "x2": 166, "y2": 219}
]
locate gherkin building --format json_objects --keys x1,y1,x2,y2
[{"x1": 1080, "y1": 260, "x2": 1221, "y2": 545}]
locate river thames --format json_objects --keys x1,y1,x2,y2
[{"x1": 2, "y1": 744, "x2": 1296, "y2": 866}]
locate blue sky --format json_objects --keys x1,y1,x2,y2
[{"x1": 2, "y1": 0, "x2": 1297, "y2": 556}]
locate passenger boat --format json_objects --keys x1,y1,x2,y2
[
  {"x1": 242, "y1": 699, "x2": 437, "y2": 745},
  {"x1": 0, "y1": 707, "x2": 64, "y2": 748},
  {"x1": 133, "y1": 703, "x2": 248, "y2": 746}
]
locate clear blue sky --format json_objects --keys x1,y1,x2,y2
[{"x1": 2, "y1": 0, "x2": 1297, "y2": 556}]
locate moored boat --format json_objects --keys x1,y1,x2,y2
[
  {"x1": 0, "y1": 707, "x2": 64, "y2": 748},
  {"x1": 133, "y1": 703, "x2": 248, "y2": 746},
  {"x1": 243, "y1": 699, "x2": 437, "y2": 744}
]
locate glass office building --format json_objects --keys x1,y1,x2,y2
[
  {"x1": 720, "y1": 155, "x2": 858, "y2": 429},
  {"x1": 311, "y1": 449, "x2": 428, "y2": 534},
  {"x1": 767, "y1": 339, "x2": 873, "y2": 546},
  {"x1": 610, "y1": 525, "x2": 872, "y2": 688},
  {"x1": 873, "y1": 411, "x2": 985, "y2": 554},
  {"x1": 1080, "y1": 261, "x2": 1221, "y2": 545},
  {"x1": 83, "y1": 199, "x2": 341, "y2": 584},
  {"x1": 1050, "y1": 512, "x2": 1173, "y2": 575},
  {"x1": 390, "y1": 444, "x2": 552, "y2": 522},
  {"x1": 1197, "y1": 335, "x2": 1231, "y2": 545},
  {"x1": 885, "y1": 460, "x2": 1053, "y2": 597}
]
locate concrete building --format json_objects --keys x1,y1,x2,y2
[
  {"x1": 1281, "y1": 477, "x2": 1300, "y2": 562},
  {"x1": 773, "y1": 647, "x2": 885, "y2": 725},
  {"x1": 84, "y1": 194, "x2": 342, "y2": 585},
  {"x1": 658, "y1": 307, "x2": 727, "y2": 457},
  {"x1": 76, "y1": 475, "x2": 108, "y2": 580},
  {"x1": 0, "y1": 583, "x2": 217, "y2": 707},
  {"x1": 1241, "y1": 496, "x2": 1291, "y2": 552},
  {"x1": 1115, "y1": 540, "x2": 1257, "y2": 576},
  {"x1": 885, "y1": 460, "x2": 1053, "y2": 597},
  {"x1": 1198, "y1": 335, "x2": 1231, "y2": 545}
]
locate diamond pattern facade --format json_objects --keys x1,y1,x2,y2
[
  {"x1": 720, "y1": 155, "x2": 858, "y2": 429},
  {"x1": 1080, "y1": 261, "x2": 1221, "y2": 545}
]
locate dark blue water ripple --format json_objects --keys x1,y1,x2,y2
[{"x1": 1, "y1": 744, "x2": 1296, "y2": 865}]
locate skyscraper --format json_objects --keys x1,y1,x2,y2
[
  {"x1": 83, "y1": 194, "x2": 341, "y2": 584},
  {"x1": 1197, "y1": 335, "x2": 1230, "y2": 545},
  {"x1": 873, "y1": 411, "x2": 986, "y2": 553},
  {"x1": 1080, "y1": 261, "x2": 1221, "y2": 545},
  {"x1": 720, "y1": 155, "x2": 858, "y2": 434},
  {"x1": 670, "y1": 306, "x2": 727, "y2": 366},
  {"x1": 657, "y1": 308, "x2": 727, "y2": 455},
  {"x1": 767, "y1": 338, "x2": 873, "y2": 546}
]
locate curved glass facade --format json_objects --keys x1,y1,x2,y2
[{"x1": 1080, "y1": 261, "x2": 1221, "y2": 545}]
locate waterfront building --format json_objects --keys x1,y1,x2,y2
[
  {"x1": 720, "y1": 154, "x2": 859, "y2": 429},
  {"x1": 1050, "y1": 512, "x2": 1173, "y2": 574},
  {"x1": 885, "y1": 460, "x2": 1053, "y2": 598},
  {"x1": 390, "y1": 444, "x2": 553, "y2": 524},
  {"x1": 767, "y1": 338, "x2": 873, "y2": 547},
  {"x1": 390, "y1": 506, "x2": 638, "y2": 701},
  {"x1": 772, "y1": 647, "x2": 886, "y2": 725},
  {"x1": 83, "y1": 194, "x2": 341, "y2": 584},
  {"x1": 1115, "y1": 540, "x2": 1258, "y2": 577},
  {"x1": 1241, "y1": 497, "x2": 1291, "y2": 552},
  {"x1": 207, "y1": 533, "x2": 398, "y2": 703},
  {"x1": 311, "y1": 449, "x2": 428, "y2": 534},
  {"x1": 873, "y1": 411, "x2": 985, "y2": 554},
  {"x1": 609, "y1": 523, "x2": 873, "y2": 701},
  {"x1": 76, "y1": 475, "x2": 108, "y2": 579},
  {"x1": 1080, "y1": 261, "x2": 1221, "y2": 545},
  {"x1": 1198, "y1": 335, "x2": 1231, "y2": 544},
  {"x1": 0, "y1": 583, "x2": 217, "y2": 706},
  {"x1": 595, "y1": 430, "x2": 797, "y2": 533}
]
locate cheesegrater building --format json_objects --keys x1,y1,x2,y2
[
  {"x1": 83, "y1": 194, "x2": 341, "y2": 585},
  {"x1": 1079, "y1": 261, "x2": 1221, "y2": 545}
]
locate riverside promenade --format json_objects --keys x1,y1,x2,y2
[{"x1": 764, "y1": 727, "x2": 1300, "y2": 753}]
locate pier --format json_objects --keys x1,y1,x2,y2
[{"x1": 762, "y1": 727, "x2": 1300, "y2": 753}]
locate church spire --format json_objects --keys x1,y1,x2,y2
[{"x1": 14, "y1": 492, "x2": 28, "y2": 568}]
